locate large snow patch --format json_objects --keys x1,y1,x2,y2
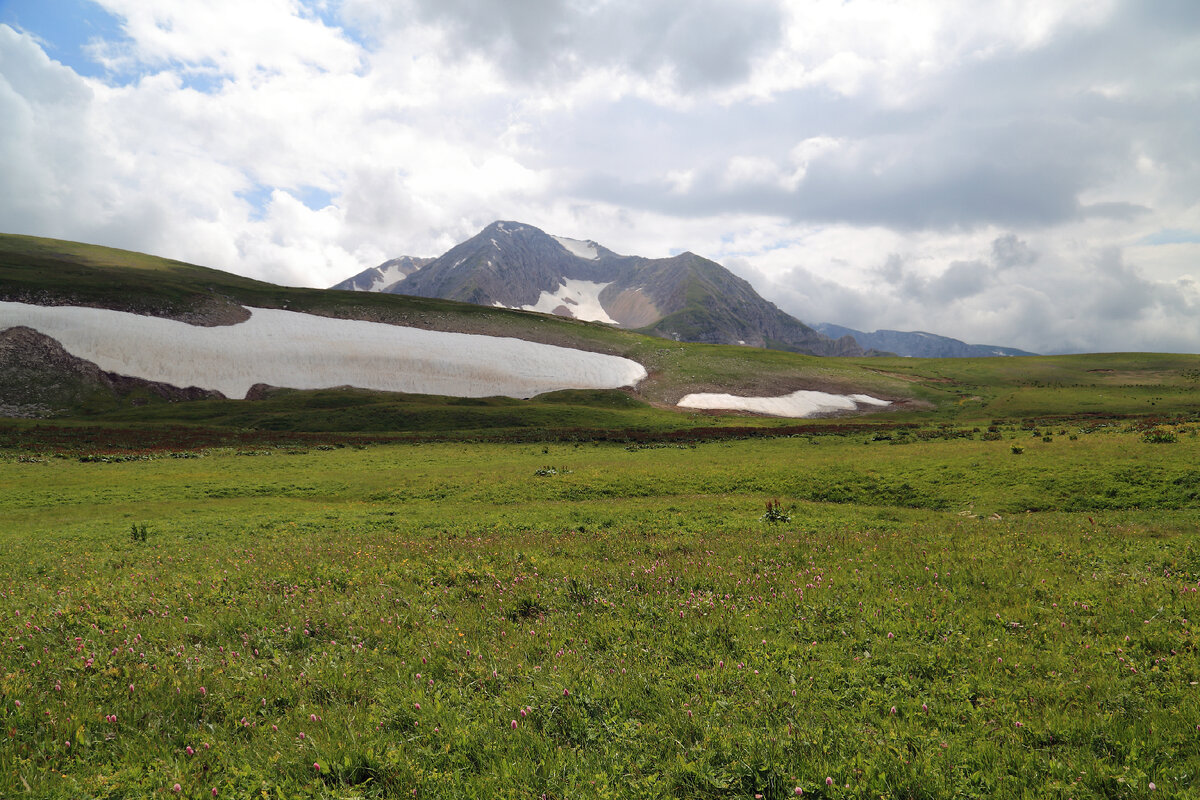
[
  {"x1": 552, "y1": 236, "x2": 600, "y2": 260},
  {"x1": 520, "y1": 279, "x2": 617, "y2": 324},
  {"x1": 0, "y1": 302, "x2": 647, "y2": 399},
  {"x1": 678, "y1": 390, "x2": 890, "y2": 418}
]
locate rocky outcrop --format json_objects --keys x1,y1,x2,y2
[{"x1": 0, "y1": 325, "x2": 223, "y2": 417}]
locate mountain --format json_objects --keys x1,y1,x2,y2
[
  {"x1": 814, "y1": 323, "x2": 1036, "y2": 358},
  {"x1": 357, "y1": 221, "x2": 863, "y2": 357},
  {"x1": 329, "y1": 256, "x2": 433, "y2": 292}
]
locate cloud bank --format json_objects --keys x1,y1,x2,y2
[{"x1": 0, "y1": 0, "x2": 1197, "y2": 353}]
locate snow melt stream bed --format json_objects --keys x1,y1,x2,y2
[
  {"x1": 677, "y1": 390, "x2": 890, "y2": 418},
  {"x1": 0, "y1": 302, "x2": 647, "y2": 399}
]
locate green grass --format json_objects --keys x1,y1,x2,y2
[{"x1": 1, "y1": 423, "x2": 1198, "y2": 798}]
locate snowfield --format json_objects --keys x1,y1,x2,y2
[
  {"x1": 677, "y1": 390, "x2": 890, "y2": 418},
  {"x1": 0, "y1": 302, "x2": 647, "y2": 399},
  {"x1": 372, "y1": 263, "x2": 411, "y2": 290},
  {"x1": 552, "y1": 236, "x2": 600, "y2": 260},
  {"x1": 520, "y1": 279, "x2": 618, "y2": 324}
]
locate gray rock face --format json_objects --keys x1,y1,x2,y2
[
  {"x1": 376, "y1": 221, "x2": 862, "y2": 357},
  {"x1": 392, "y1": 222, "x2": 630, "y2": 307},
  {"x1": 814, "y1": 323, "x2": 1036, "y2": 358}
]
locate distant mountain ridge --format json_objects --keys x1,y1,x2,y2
[
  {"x1": 814, "y1": 323, "x2": 1036, "y2": 358},
  {"x1": 338, "y1": 221, "x2": 864, "y2": 357},
  {"x1": 330, "y1": 256, "x2": 433, "y2": 292}
]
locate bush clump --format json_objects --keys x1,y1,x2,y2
[{"x1": 760, "y1": 498, "x2": 791, "y2": 523}]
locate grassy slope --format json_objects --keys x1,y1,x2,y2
[{"x1": 3, "y1": 233, "x2": 1200, "y2": 434}]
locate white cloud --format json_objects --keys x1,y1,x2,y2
[
  {"x1": 0, "y1": 0, "x2": 1198, "y2": 353},
  {"x1": 89, "y1": 0, "x2": 362, "y2": 80}
]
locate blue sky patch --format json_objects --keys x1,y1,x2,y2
[
  {"x1": 1137, "y1": 229, "x2": 1200, "y2": 246},
  {"x1": 237, "y1": 184, "x2": 334, "y2": 219},
  {"x1": 236, "y1": 184, "x2": 272, "y2": 221},
  {"x1": 294, "y1": 186, "x2": 334, "y2": 211},
  {"x1": 1, "y1": 0, "x2": 128, "y2": 79}
]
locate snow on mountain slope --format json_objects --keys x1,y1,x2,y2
[
  {"x1": 678, "y1": 390, "x2": 890, "y2": 418},
  {"x1": 374, "y1": 263, "x2": 414, "y2": 289},
  {"x1": 0, "y1": 302, "x2": 647, "y2": 399},
  {"x1": 329, "y1": 256, "x2": 431, "y2": 292},
  {"x1": 518, "y1": 279, "x2": 618, "y2": 324},
  {"x1": 551, "y1": 236, "x2": 600, "y2": 260}
]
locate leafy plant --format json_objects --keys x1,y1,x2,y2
[
  {"x1": 129, "y1": 522, "x2": 149, "y2": 543},
  {"x1": 760, "y1": 498, "x2": 791, "y2": 523}
]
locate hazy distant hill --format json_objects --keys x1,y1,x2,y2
[{"x1": 814, "y1": 323, "x2": 1036, "y2": 358}]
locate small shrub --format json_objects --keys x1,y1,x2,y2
[
  {"x1": 129, "y1": 523, "x2": 149, "y2": 543},
  {"x1": 1142, "y1": 429, "x2": 1178, "y2": 444},
  {"x1": 760, "y1": 499, "x2": 791, "y2": 524},
  {"x1": 1042, "y1": 436, "x2": 1053, "y2": 443},
  {"x1": 1011, "y1": 446, "x2": 1024, "y2": 455}
]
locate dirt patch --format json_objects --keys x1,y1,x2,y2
[
  {"x1": 0, "y1": 290, "x2": 251, "y2": 327},
  {"x1": 864, "y1": 368, "x2": 955, "y2": 384}
]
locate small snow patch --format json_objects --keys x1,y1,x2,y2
[
  {"x1": 552, "y1": 236, "x2": 600, "y2": 260},
  {"x1": 374, "y1": 263, "x2": 410, "y2": 290},
  {"x1": 848, "y1": 394, "x2": 890, "y2": 407},
  {"x1": 678, "y1": 390, "x2": 890, "y2": 418}
]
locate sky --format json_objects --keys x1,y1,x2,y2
[{"x1": 0, "y1": 0, "x2": 1197, "y2": 354}]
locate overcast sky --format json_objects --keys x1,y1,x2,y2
[{"x1": 1, "y1": 0, "x2": 1198, "y2": 353}]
